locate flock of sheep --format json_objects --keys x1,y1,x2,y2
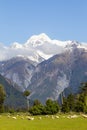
[{"x1": 0, "y1": 113, "x2": 87, "y2": 120}]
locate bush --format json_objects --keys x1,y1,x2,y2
[
  {"x1": 44, "y1": 99, "x2": 59, "y2": 115},
  {"x1": 75, "y1": 101, "x2": 85, "y2": 112},
  {"x1": 9, "y1": 108, "x2": 15, "y2": 114},
  {"x1": 29, "y1": 104, "x2": 44, "y2": 115},
  {"x1": 61, "y1": 98, "x2": 70, "y2": 113},
  {"x1": 29, "y1": 99, "x2": 59, "y2": 115}
]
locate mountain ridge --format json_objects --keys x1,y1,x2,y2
[
  {"x1": 27, "y1": 48, "x2": 87, "y2": 103},
  {"x1": 0, "y1": 74, "x2": 26, "y2": 108},
  {"x1": 0, "y1": 34, "x2": 87, "y2": 104},
  {"x1": 0, "y1": 33, "x2": 86, "y2": 62}
]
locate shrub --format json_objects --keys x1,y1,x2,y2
[
  {"x1": 44, "y1": 99, "x2": 59, "y2": 115},
  {"x1": 29, "y1": 104, "x2": 44, "y2": 115}
]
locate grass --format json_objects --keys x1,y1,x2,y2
[{"x1": 0, "y1": 113, "x2": 87, "y2": 130}]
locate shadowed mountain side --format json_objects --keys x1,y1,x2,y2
[
  {"x1": 0, "y1": 56, "x2": 36, "y2": 91},
  {"x1": 0, "y1": 74, "x2": 26, "y2": 108},
  {"x1": 27, "y1": 48, "x2": 87, "y2": 103}
]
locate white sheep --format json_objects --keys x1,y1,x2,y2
[
  {"x1": 7, "y1": 115, "x2": 10, "y2": 118},
  {"x1": 52, "y1": 115, "x2": 55, "y2": 119},
  {"x1": 27, "y1": 116, "x2": 34, "y2": 120},
  {"x1": 70, "y1": 115, "x2": 78, "y2": 118},
  {"x1": 45, "y1": 115, "x2": 49, "y2": 118},
  {"x1": 21, "y1": 116, "x2": 24, "y2": 119},
  {"x1": 82, "y1": 114, "x2": 87, "y2": 118},
  {"x1": 38, "y1": 116, "x2": 42, "y2": 120},
  {"x1": 12, "y1": 116, "x2": 17, "y2": 119},
  {"x1": 55, "y1": 116, "x2": 59, "y2": 119}
]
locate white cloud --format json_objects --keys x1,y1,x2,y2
[{"x1": 0, "y1": 33, "x2": 86, "y2": 62}]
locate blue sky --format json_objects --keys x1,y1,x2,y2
[{"x1": 0, "y1": 0, "x2": 87, "y2": 45}]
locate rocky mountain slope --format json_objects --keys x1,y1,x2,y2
[
  {"x1": 0, "y1": 56, "x2": 35, "y2": 91},
  {"x1": 0, "y1": 34, "x2": 87, "y2": 104},
  {"x1": 0, "y1": 34, "x2": 85, "y2": 91},
  {"x1": 27, "y1": 47, "x2": 87, "y2": 103},
  {"x1": 0, "y1": 74, "x2": 26, "y2": 108}
]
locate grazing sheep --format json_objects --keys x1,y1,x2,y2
[
  {"x1": 45, "y1": 115, "x2": 49, "y2": 118},
  {"x1": 70, "y1": 115, "x2": 78, "y2": 118},
  {"x1": 16, "y1": 115, "x2": 19, "y2": 117},
  {"x1": 52, "y1": 115, "x2": 55, "y2": 119},
  {"x1": 12, "y1": 116, "x2": 17, "y2": 119},
  {"x1": 38, "y1": 116, "x2": 42, "y2": 120},
  {"x1": 67, "y1": 115, "x2": 71, "y2": 119},
  {"x1": 21, "y1": 116, "x2": 24, "y2": 119},
  {"x1": 67, "y1": 115, "x2": 78, "y2": 119},
  {"x1": 27, "y1": 116, "x2": 34, "y2": 120},
  {"x1": 55, "y1": 116, "x2": 59, "y2": 119},
  {"x1": 82, "y1": 114, "x2": 87, "y2": 118},
  {"x1": 7, "y1": 115, "x2": 10, "y2": 118}
]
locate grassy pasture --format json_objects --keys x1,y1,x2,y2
[{"x1": 0, "y1": 113, "x2": 87, "y2": 130}]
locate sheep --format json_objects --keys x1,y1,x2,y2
[
  {"x1": 67, "y1": 115, "x2": 78, "y2": 119},
  {"x1": 52, "y1": 115, "x2": 55, "y2": 119},
  {"x1": 67, "y1": 115, "x2": 71, "y2": 119},
  {"x1": 27, "y1": 116, "x2": 34, "y2": 120},
  {"x1": 82, "y1": 114, "x2": 87, "y2": 118},
  {"x1": 70, "y1": 115, "x2": 78, "y2": 118},
  {"x1": 38, "y1": 116, "x2": 42, "y2": 120},
  {"x1": 55, "y1": 116, "x2": 59, "y2": 119},
  {"x1": 12, "y1": 116, "x2": 17, "y2": 119},
  {"x1": 45, "y1": 115, "x2": 49, "y2": 118},
  {"x1": 7, "y1": 115, "x2": 10, "y2": 118},
  {"x1": 21, "y1": 116, "x2": 24, "y2": 119}
]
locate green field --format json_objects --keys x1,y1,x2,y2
[{"x1": 0, "y1": 113, "x2": 87, "y2": 130}]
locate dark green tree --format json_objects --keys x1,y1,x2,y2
[
  {"x1": 81, "y1": 82, "x2": 87, "y2": 106},
  {"x1": 81, "y1": 82, "x2": 87, "y2": 95},
  {"x1": 44, "y1": 99, "x2": 59, "y2": 114},
  {"x1": 78, "y1": 82, "x2": 87, "y2": 112},
  {"x1": 0, "y1": 84, "x2": 6, "y2": 112},
  {"x1": 75, "y1": 100, "x2": 85, "y2": 112},
  {"x1": 33, "y1": 99, "x2": 41, "y2": 106},
  {"x1": 74, "y1": 93, "x2": 87, "y2": 113},
  {"x1": 23, "y1": 90, "x2": 30, "y2": 110},
  {"x1": 67, "y1": 94, "x2": 75, "y2": 111},
  {"x1": 29, "y1": 104, "x2": 44, "y2": 115},
  {"x1": 61, "y1": 97, "x2": 70, "y2": 113}
]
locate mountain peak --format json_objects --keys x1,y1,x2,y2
[
  {"x1": 10, "y1": 42, "x2": 23, "y2": 49},
  {"x1": 26, "y1": 33, "x2": 51, "y2": 47},
  {"x1": 29, "y1": 33, "x2": 51, "y2": 41}
]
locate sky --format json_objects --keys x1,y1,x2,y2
[{"x1": 0, "y1": 0, "x2": 87, "y2": 45}]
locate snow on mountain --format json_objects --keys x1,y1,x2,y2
[
  {"x1": 1, "y1": 33, "x2": 87, "y2": 102},
  {"x1": 25, "y1": 33, "x2": 51, "y2": 47},
  {"x1": 54, "y1": 72, "x2": 70, "y2": 100},
  {"x1": 26, "y1": 48, "x2": 87, "y2": 103},
  {"x1": 0, "y1": 56, "x2": 36, "y2": 91},
  {"x1": 0, "y1": 33, "x2": 87, "y2": 63},
  {"x1": 10, "y1": 42, "x2": 23, "y2": 49},
  {"x1": 36, "y1": 50, "x2": 53, "y2": 60}
]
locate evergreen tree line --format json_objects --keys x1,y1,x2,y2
[
  {"x1": 28, "y1": 82, "x2": 87, "y2": 115},
  {"x1": 0, "y1": 83, "x2": 87, "y2": 114}
]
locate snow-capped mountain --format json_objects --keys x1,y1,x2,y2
[
  {"x1": 0, "y1": 74, "x2": 26, "y2": 108},
  {"x1": 0, "y1": 56, "x2": 36, "y2": 91},
  {"x1": 27, "y1": 48, "x2": 87, "y2": 103},
  {"x1": 1, "y1": 33, "x2": 87, "y2": 104},
  {"x1": 0, "y1": 33, "x2": 86, "y2": 63}
]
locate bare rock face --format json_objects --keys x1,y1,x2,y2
[
  {"x1": 0, "y1": 56, "x2": 35, "y2": 91},
  {"x1": 0, "y1": 35, "x2": 87, "y2": 104},
  {"x1": 26, "y1": 48, "x2": 87, "y2": 103},
  {"x1": 0, "y1": 74, "x2": 26, "y2": 108}
]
